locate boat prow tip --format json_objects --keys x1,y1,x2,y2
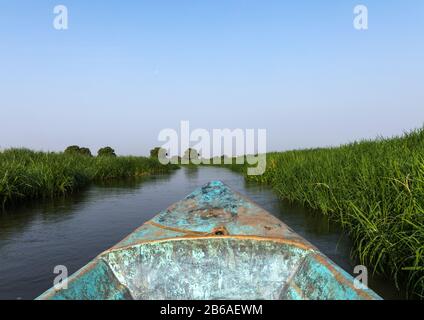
[{"x1": 206, "y1": 180, "x2": 226, "y2": 187}]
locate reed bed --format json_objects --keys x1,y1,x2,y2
[
  {"x1": 0, "y1": 148, "x2": 177, "y2": 209},
  {"x1": 228, "y1": 128, "x2": 424, "y2": 298}
]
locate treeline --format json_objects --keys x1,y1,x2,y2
[
  {"x1": 0, "y1": 147, "x2": 178, "y2": 209},
  {"x1": 64, "y1": 145, "x2": 117, "y2": 157},
  {"x1": 65, "y1": 146, "x2": 116, "y2": 157},
  {"x1": 149, "y1": 147, "x2": 200, "y2": 164}
]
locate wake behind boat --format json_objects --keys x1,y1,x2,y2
[{"x1": 37, "y1": 181, "x2": 381, "y2": 300}]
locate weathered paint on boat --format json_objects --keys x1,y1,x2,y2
[{"x1": 37, "y1": 181, "x2": 382, "y2": 300}]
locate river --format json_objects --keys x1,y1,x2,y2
[{"x1": 0, "y1": 167, "x2": 403, "y2": 300}]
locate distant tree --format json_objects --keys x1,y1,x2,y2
[
  {"x1": 65, "y1": 146, "x2": 92, "y2": 157},
  {"x1": 183, "y1": 148, "x2": 199, "y2": 162},
  {"x1": 64, "y1": 145, "x2": 81, "y2": 155},
  {"x1": 97, "y1": 147, "x2": 116, "y2": 157},
  {"x1": 150, "y1": 147, "x2": 167, "y2": 159},
  {"x1": 79, "y1": 147, "x2": 92, "y2": 157}
]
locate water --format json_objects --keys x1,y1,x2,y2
[{"x1": 0, "y1": 167, "x2": 403, "y2": 300}]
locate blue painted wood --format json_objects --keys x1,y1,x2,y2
[{"x1": 37, "y1": 181, "x2": 382, "y2": 300}]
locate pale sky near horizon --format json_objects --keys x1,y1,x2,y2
[{"x1": 1, "y1": 1, "x2": 423, "y2": 156}]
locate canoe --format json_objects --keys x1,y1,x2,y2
[{"x1": 37, "y1": 181, "x2": 381, "y2": 300}]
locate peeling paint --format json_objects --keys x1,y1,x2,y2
[{"x1": 37, "y1": 181, "x2": 382, "y2": 300}]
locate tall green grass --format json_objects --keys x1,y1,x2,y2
[
  {"x1": 0, "y1": 148, "x2": 178, "y2": 209},
  {"x1": 228, "y1": 128, "x2": 424, "y2": 298}
]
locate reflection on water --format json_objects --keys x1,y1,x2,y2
[{"x1": 0, "y1": 167, "x2": 403, "y2": 299}]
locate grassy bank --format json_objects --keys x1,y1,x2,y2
[
  {"x1": 228, "y1": 128, "x2": 424, "y2": 298},
  {"x1": 0, "y1": 148, "x2": 178, "y2": 209}
]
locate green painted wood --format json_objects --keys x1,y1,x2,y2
[{"x1": 37, "y1": 181, "x2": 382, "y2": 300}]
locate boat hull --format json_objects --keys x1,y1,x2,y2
[{"x1": 37, "y1": 181, "x2": 381, "y2": 300}]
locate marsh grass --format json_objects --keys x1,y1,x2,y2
[
  {"x1": 0, "y1": 148, "x2": 177, "y2": 209},
  {"x1": 225, "y1": 128, "x2": 424, "y2": 298}
]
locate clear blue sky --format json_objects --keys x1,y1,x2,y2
[{"x1": 1, "y1": 1, "x2": 423, "y2": 155}]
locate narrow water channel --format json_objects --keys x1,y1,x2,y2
[{"x1": 0, "y1": 167, "x2": 403, "y2": 300}]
